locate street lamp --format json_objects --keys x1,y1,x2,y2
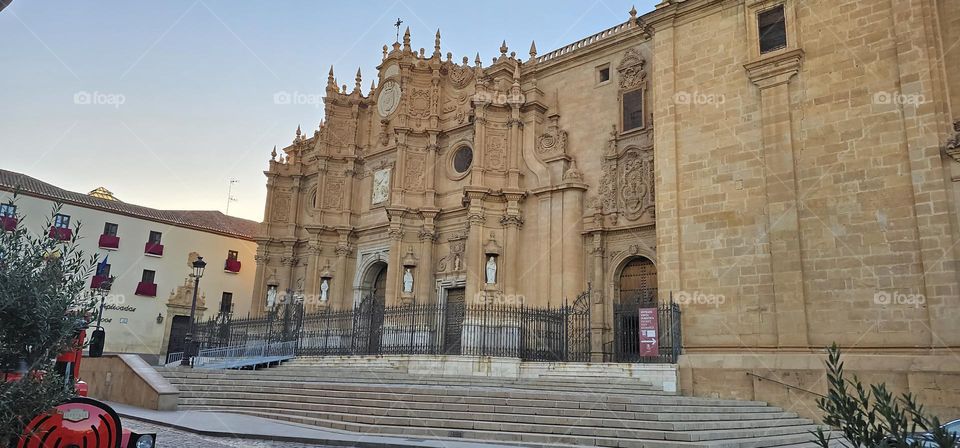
[{"x1": 181, "y1": 256, "x2": 207, "y2": 367}]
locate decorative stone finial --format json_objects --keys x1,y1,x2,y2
[
  {"x1": 434, "y1": 29, "x2": 441, "y2": 56},
  {"x1": 402, "y1": 26, "x2": 411, "y2": 50},
  {"x1": 327, "y1": 65, "x2": 336, "y2": 90},
  {"x1": 296, "y1": 125, "x2": 301, "y2": 137},
  {"x1": 629, "y1": 5, "x2": 637, "y2": 20},
  {"x1": 475, "y1": 52, "x2": 482, "y2": 67},
  {"x1": 354, "y1": 67, "x2": 362, "y2": 92},
  {"x1": 270, "y1": 145, "x2": 277, "y2": 161},
  {"x1": 499, "y1": 40, "x2": 508, "y2": 57},
  {"x1": 529, "y1": 41, "x2": 537, "y2": 58},
  {"x1": 369, "y1": 80, "x2": 376, "y2": 95},
  {"x1": 382, "y1": 44, "x2": 388, "y2": 59}
]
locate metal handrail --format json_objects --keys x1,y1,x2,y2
[{"x1": 746, "y1": 372, "x2": 826, "y2": 398}]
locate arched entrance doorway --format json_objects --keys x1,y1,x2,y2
[
  {"x1": 613, "y1": 257, "x2": 657, "y2": 362},
  {"x1": 618, "y1": 257, "x2": 658, "y2": 306},
  {"x1": 355, "y1": 262, "x2": 387, "y2": 354}
]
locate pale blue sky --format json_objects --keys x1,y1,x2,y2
[{"x1": 0, "y1": 0, "x2": 658, "y2": 221}]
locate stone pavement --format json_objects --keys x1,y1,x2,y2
[
  {"x1": 108, "y1": 402, "x2": 523, "y2": 448},
  {"x1": 122, "y1": 418, "x2": 343, "y2": 448}
]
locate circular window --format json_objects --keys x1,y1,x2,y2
[{"x1": 453, "y1": 146, "x2": 473, "y2": 173}]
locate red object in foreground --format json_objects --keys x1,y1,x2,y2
[
  {"x1": 144, "y1": 242, "x2": 164, "y2": 256},
  {"x1": 1, "y1": 216, "x2": 16, "y2": 231},
  {"x1": 17, "y1": 397, "x2": 122, "y2": 448},
  {"x1": 98, "y1": 234, "x2": 120, "y2": 249},
  {"x1": 135, "y1": 281, "x2": 157, "y2": 297},
  {"x1": 49, "y1": 227, "x2": 72, "y2": 241},
  {"x1": 638, "y1": 307, "x2": 660, "y2": 357},
  {"x1": 5, "y1": 316, "x2": 156, "y2": 448},
  {"x1": 90, "y1": 275, "x2": 111, "y2": 290},
  {"x1": 225, "y1": 258, "x2": 241, "y2": 273}
]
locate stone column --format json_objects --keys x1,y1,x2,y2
[
  {"x1": 418, "y1": 209, "x2": 439, "y2": 303},
  {"x1": 334, "y1": 236, "x2": 353, "y2": 309},
  {"x1": 745, "y1": 50, "x2": 809, "y2": 348},
  {"x1": 304, "y1": 241, "x2": 322, "y2": 308},
  {"x1": 251, "y1": 244, "x2": 270, "y2": 315},
  {"x1": 589, "y1": 232, "x2": 605, "y2": 362},
  {"x1": 385, "y1": 208, "x2": 405, "y2": 306},
  {"x1": 464, "y1": 189, "x2": 487, "y2": 305},
  {"x1": 500, "y1": 192, "x2": 524, "y2": 302}
]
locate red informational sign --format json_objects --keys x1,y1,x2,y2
[{"x1": 638, "y1": 307, "x2": 659, "y2": 357}]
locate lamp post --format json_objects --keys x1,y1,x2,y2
[{"x1": 181, "y1": 256, "x2": 207, "y2": 367}]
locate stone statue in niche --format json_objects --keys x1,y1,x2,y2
[
  {"x1": 266, "y1": 285, "x2": 278, "y2": 308},
  {"x1": 485, "y1": 256, "x2": 497, "y2": 284},
  {"x1": 320, "y1": 279, "x2": 330, "y2": 302},
  {"x1": 403, "y1": 268, "x2": 414, "y2": 293}
]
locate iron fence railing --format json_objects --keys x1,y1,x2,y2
[
  {"x1": 179, "y1": 289, "x2": 682, "y2": 364},
  {"x1": 188, "y1": 290, "x2": 597, "y2": 363}
]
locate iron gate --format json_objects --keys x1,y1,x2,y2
[{"x1": 612, "y1": 296, "x2": 682, "y2": 363}]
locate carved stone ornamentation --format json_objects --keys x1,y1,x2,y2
[
  {"x1": 334, "y1": 243, "x2": 353, "y2": 257},
  {"x1": 499, "y1": 214, "x2": 524, "y2": 228},
  {"x1": 619, "y1": 148, "x2": 655, "y2": 220},
  {"x1": 447, "y1": 61, "x2": 474, "y2": 89},
  {"x1": 323, "y1": 176, "x2": 344, "y2": 209},
  {"x1": 486, "y1": 130, "x2": 507, "y2": 170},
  {"x1": 405, "y1": 153, "x2": 426, "y2": 191},
  {"x1": 617, "y1": 48, "x2": 646, "y2": 91},
  {"x1": 437, "y1": 232, "x2": 467, "y2": 272},
  {"x1": 272, "y1": 194, "x2": 291, "y2": 222},
  {"x1": 595, "y1": 146, "x2": 654, "y2": 220},
  {"x1": 536, "y1": 114, "x2": 567, "y2": 156},
  {"x1": 945, "y1": 121, "x2": 960, "y2": 163},
  {"x1": 388, "y1": 228, "x2": 404, "y2": 241},
  {"x1": 408, "y1": 88, "x2": 432, "y2": 118}
]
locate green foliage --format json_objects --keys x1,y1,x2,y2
[
  {"x1": 0, "y1": 197, "x2": 98, "y2": 445},
  {"x1": 814, "y1": 343, "x2": 958, "y2": 448}
]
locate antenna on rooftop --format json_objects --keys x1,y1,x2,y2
[{"x1": 225, "y1": 178, "x2": 238, "y2": 216}]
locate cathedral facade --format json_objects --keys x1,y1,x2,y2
[{"x1": 252, "y1": 0, "x2": 960, "y2": 417}]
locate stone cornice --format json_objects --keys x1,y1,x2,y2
[{"x1": 744, "y1": 48, "x2": 805, "y2": 89}]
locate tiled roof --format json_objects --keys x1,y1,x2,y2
[{"x1": 0, "y1": 169, "x2": 259, "y2": 240}]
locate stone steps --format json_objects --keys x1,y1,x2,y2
[
  {"x1": 174, "y1": 386, "x2": 802, "y2": 421},
  {"x1": 180, "y1": 406, "x2": 826, "y2": 448},
  {"x1": 169, "y1": 378, "x2": 782, "y2": 413},
  {"x1": 158, "y1": 362, "x2": 832, "y2": 447},
  {"x1": 178, "y1": 395, "x2": 814, "y2": 432}
]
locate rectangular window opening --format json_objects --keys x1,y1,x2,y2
[
  {"x1": 141, "y1": 269, "x2": 155, "y2": 284},
  {"x1": 54, "y1": 214, "x2": 71, "y2": 229},
  {"x1": 758, "y1": 5, "x2": 787, "y2": 54},
  {"x1": 622, "y1": 89, "x2": 644, "y2": 132},
  {"x1": 104, "y1": 222, "x2": 118, "y2": 236}
]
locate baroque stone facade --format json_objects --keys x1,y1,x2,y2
[{"x1": 252, "y1": 0, "x2": 960, "y2": 417}]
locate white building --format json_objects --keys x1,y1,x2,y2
[{"x1": 0, "y1": 169, "x2": 258, "y2": 363}]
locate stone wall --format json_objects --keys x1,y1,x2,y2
[
  {"x1": 679, "y1": 352, "x2": 960, "y2": 421},
  {"x1": 649, "y1": 0, "x2": 959, "y2": 351},
  {"x1": 79, "y1": 354, "x2": 179, "y2": 411}
]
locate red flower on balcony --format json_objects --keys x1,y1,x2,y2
[
  {"x1": 224, "y1": 258, "x2": 241, "y2": 273},
  {"x1": 0, "y1": 216, "x2": 16, "y2": 232},
  {"x1": 135, "y1": 281, "x2": 157, "y2": 297},
  {"x1": 90, "y1": 275, "x2": 111, "y2": 290},
  {"x1": 98, "y1": 234, "x2": 120, "y2": 249},
  {"x1": 49, "y1": 227, "x2": 72, "y2": 241},
  {"x1": 144, "y1": 242, "x2": 164, "y2": 256}
]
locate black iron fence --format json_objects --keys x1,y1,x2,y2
[
  {"x1": 191, "y1": 290, "x2": 593, "y2": 363},
  {"x1": 187, "y1": 289, "x2": 681, "y2": 364}
]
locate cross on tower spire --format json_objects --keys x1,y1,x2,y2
[{"x1": 394, "y1": 18, "x2": 403, "y2": 43}]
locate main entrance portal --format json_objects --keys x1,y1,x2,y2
[
  {"x1": 354, "y1": 262, "x2": 387, "y2": 354},
  {"x1": 613, "y1": 257, "x2": 658, "y2": 362}
]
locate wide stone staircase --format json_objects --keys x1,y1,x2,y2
[{"x1": 156, "y1": 356, "x2": 836, "y2": 447}]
